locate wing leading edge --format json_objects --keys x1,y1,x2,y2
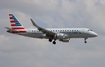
[
  {"x1": 30, "y1": 19, "x2": 69, "y2": 44},
  {"x1": 30, "y1": 19, "x2": 55, "y2": 36}
]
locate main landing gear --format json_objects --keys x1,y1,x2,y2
[
  {"x1": 84, "y1": 38, "x2": 87, "y2": 43},
  {"x1": 49, "y1": 38, "x2": 52, "y2": 42},
  {"x1": 53, "y1": 41, "x2": 56, "y2": 44},
  {"x1": 49, "y1": 39, "x2": 56, "y2": 45}
]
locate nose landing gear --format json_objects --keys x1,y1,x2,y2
[
  {"x1": 84, "y1": 38, "x2": 87, "y2": 43},
  {"x1": 49, "y1": 38, "x2": 52, "y2": 42}
]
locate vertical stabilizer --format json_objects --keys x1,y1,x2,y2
[{"x1": 9, "y1": 14, "x2": 26, "y2": 32}]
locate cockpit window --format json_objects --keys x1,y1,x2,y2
[
  {"x1": 87, "y1": 29, "x2": 93, "y2": 31},
  {"x1": 90, "y1": 29, "x2": 93, "y2": 31}
]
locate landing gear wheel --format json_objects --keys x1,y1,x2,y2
[
  {"x1": 49, "y1": 39, "x2": 52, "y2": 42},
  {"x1": 85, "y1": 41, "x2": 87, "y2": 43},
  {"x1": 53, "y1": 41, "x2": 56, "y2": 45},
  {"x1": 84, "y1": 38, "x2": 87, "y2": 43}
]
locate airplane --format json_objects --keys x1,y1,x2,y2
[{"x1": 5, "y1": 14, "x2": 98, "y2": 44}]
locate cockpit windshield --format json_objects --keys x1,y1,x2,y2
[
  {"x1": 90, "y1": 29, "x2": 93, "y2": 31},
  {"x1": 87, "y1": 29, "x2": 93, "y2": 31}
]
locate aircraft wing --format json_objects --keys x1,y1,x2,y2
[{"x1": 30, "y1": 19, "x2": 55, "y2": 36}]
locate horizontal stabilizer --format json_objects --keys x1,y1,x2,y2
[
  {"x1": 5, "y1": 27, "x2": 20, "y2": 33},
  {"x1": 5, "y1": 27, "x2": 12, "y2": 30}
]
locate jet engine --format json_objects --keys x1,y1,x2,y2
[
  {"x1": 59, "y1": 38, "x2": 70, "y2": 42},
  {"x1": 55, "y1": 33, "x2": 67, "y2": 39}
]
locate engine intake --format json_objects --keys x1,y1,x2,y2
[
  {"x1": 55, "y1": 33, "x2": 67, "y2": 39},
  {"x1": 59, "y1": 38, "x2": 70, "y2": 42}
]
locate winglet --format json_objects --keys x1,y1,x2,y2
[{"x1": 30, "y1": 19, "x2": 39, "y2": 28}]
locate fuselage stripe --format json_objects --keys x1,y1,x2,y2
[
  {"x1": 12, "y1": 28, "x2": 25, "y2": 29},
  {"x1": 11, "y1": 24, "x2": 16, "y2": 26}
]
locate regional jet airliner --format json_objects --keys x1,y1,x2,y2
[{"x1": 5, "y1": 14, "x2": 98, "y2": 44}]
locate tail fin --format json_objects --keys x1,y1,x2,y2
[{"x1": 9, "y1": 14, "x2": 26, "y2": 32}]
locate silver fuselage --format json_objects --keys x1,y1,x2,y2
[{"x1": 13, "y1": 28, "x2": 97, "y2": 39}]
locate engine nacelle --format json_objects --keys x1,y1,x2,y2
[
  {"x1": 55, "y1": 33, "x2": 66, "y2": 39},
  {"x1": 59, "y1": 38, "x2": 70, "y2": 42}
]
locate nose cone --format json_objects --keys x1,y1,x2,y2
[
  {"x1": 91, "y1": 32, "x2": 98, "y2": 37},
  {"x1": 93, "y1": 33, "x2": 98, "y2": 37}
]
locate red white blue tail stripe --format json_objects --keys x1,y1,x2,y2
[{"x1": 9, "y1": 14, "x2": 26, "y2": 33}]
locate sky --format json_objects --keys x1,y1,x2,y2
[{"x1": 0, "y1": 0, "x2": 105, "y2": 67}]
